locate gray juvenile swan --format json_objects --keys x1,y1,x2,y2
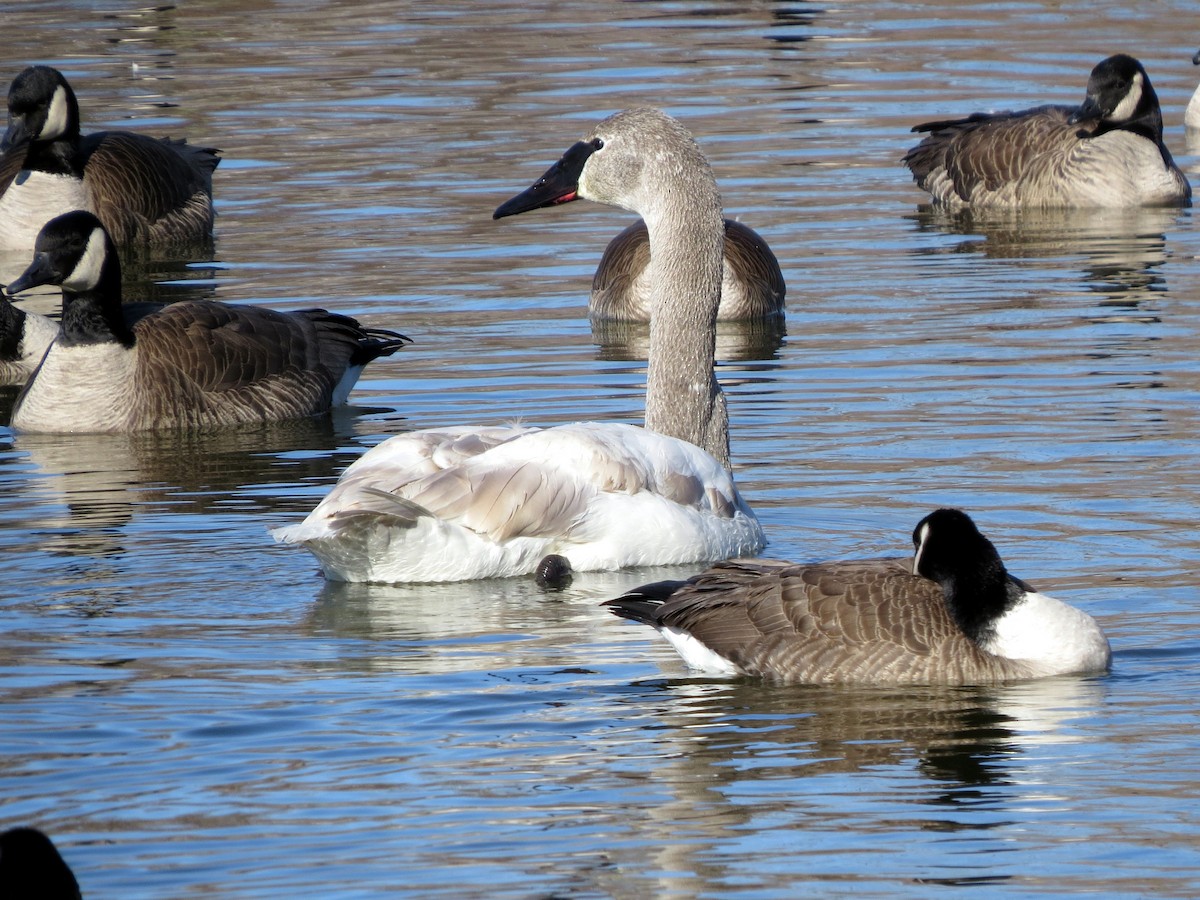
[
  {"x1": 0, "y1": 65, "x2": 221, "y2": 252},
  {"x1": 3, "y1": 210, "x2": 410, "y2": 432},
  {"x1": 604, "y1": 508, "x2": 1111, "y2": 685},
  {"x1": 904, "y1": 54, "x2": 1191, "y2": 208},
  {"x1": 592, "y1": 217, "x2": 785, "y2": 321},
  {"x1": 273, "y1": 108, "x2": 765, "y2": 583}
]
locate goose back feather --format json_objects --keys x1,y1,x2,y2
[
  {"x1": 904, "y1": 54, "x2": 1190, "y2": 208},
  {"x1": 5, "y1": 211, "x2": 409, "y2": 432},
  {"x1": 605, "y1": 508, "x2": 1111, "y2": 685},
  {"x1": 0, "y1": 65, "x2": 220, "y2": 251},
  {"x1": 275, "y1": 108, "x2": 765, "y2": 582},
  {"x1": 592, "y1": 218, "x2": 785, "y2": 321}
]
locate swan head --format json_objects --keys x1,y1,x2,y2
[{"x1": 493, "y1": 107, "x2": 717, "y2": 224}]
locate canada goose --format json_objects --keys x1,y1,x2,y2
[
  {"x1": 604, "y1": 508, "x2": 1111, "y2": 685},
  {"x1": 273, "y1": 108, "x2": 765, "y2": 583},
  {"x1": 0, "y1": 65, "x2": 220, "y2": 252},
  {"x1": 1186, "y1": 49, "x2": 1200, "y2": 130},
  {"x1": 592, "y1": 217, "x2": 785, "y2": 321},
  {"x1": 0, "y1": 827, "x2": 82, "y2": 900},
  {"x1": 904, "y1": 54, "x2": 1191, "y2": 208},
  {"x1": 3, "y1": 210, "x2": 410, "y2": 432}
]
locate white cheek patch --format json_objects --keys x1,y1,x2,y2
[
  {"x1": 1109, "y1": 72, "x2": 1143, "y2": 122},
  {"x1": 912, "y1": 522, "x2": 931, "y2": 575},
  {"x1": 61, "y1": 227, "x2": 108, "y2": 292},
  {"x1": 42, "y1": 85, "x2": 72, "y2": 140}
]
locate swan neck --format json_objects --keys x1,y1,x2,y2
[{"x1": 641, "y1": 187, "x2": 729, "y2": 470}]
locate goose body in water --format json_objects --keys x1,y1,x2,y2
[
  {"x1": 592, "y1": 217, "x2": 785, "y2": 321},
  {"x1": 904, "y1": 54, "x2": 1191, "y2": 208},
  {"x1": 0, "y1": 65, "x2": 220, "y2": 252},
  {"x1": 274, "y1": 108, "x2": 765, "y2": 583},
  {"x1": 605, "y1": 508, "x2": 1111, "y2": 685},
  {"x1": 3, "y1": 211, "x2": 410, "y2": 432}
]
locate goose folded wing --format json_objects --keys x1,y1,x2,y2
[{"x1": 136, "y1": 302, "x2": 344, "y2": 400}]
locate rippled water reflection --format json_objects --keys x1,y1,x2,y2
[{"x1": 2, "y1": 1, "x2": 1200, "y2": 896}]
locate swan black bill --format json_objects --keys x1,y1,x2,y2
[{"x1": 492, "y1": 139, "x2": 598, "y2": 219}]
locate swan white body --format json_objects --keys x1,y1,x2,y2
[
  {"x1": 274, "y1": 422, "x2": 764, "y2": 583},
  {"x1": 276, "y1": 108, "x2": 766, "y2": 583}
]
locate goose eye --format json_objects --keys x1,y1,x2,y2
[{"x1": 590, "y1": 137, "x2": 604, "y2": 151}]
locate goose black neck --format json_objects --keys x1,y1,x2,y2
[
  {"x1": 58, "y1": 259, "x2": 133, "y2": 348},
  {"x1": 937, "y1": 557, "x2": 1018, "y2": 644},
  {"x1": 24, "y1": 134, "x2": 82, "y2": 177}
]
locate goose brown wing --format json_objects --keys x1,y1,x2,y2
[
  {"x1": 904, "y1": 105, "x2": 1080, "y2": 200},
  {"x1": 79, "y1": 131, "x2": 219, "y2": 245},
  {"x1": 611, "y1": 557, "x2": 1030, "y2": 684},
  {"x1": 131, "y1": 302, "x2": 364, "y2": 423}
]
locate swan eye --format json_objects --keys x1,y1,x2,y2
[{"x1": 590, "y1": 137, "x2": 604, "y2": 151}]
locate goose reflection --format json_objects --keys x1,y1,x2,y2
[
  {"x1": 587, "y1": 674, "x2": 1105, "y2": 890},
  {"x1": 907, "y1": 206, "x2": 1179, "y2": 310},
  {"x1": 591, "y1": 314, "x2": 787, "y2": 364},
  {"x1": 6, "y1": 418, "x2": 350, "y2": 557}
]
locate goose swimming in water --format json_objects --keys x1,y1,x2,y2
[
  {"x1": 604, "y1": 508, "x2": 1111, "y2": 685},
  {"x1": 904, "y1": 54, "x2": 1191, "y2": 208},
  {"x1": 0, "y1": 65, "x2": 220, "y2": 252},
  {"x1": 273, "y1": 108, "x2": 765, "y2": 583},
  {"x1": 3, "y1": 210, "x2": 410, "y2": 432},
  {"x1": 592, "y1": 217, "x2": 785, "y2": 321}
]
